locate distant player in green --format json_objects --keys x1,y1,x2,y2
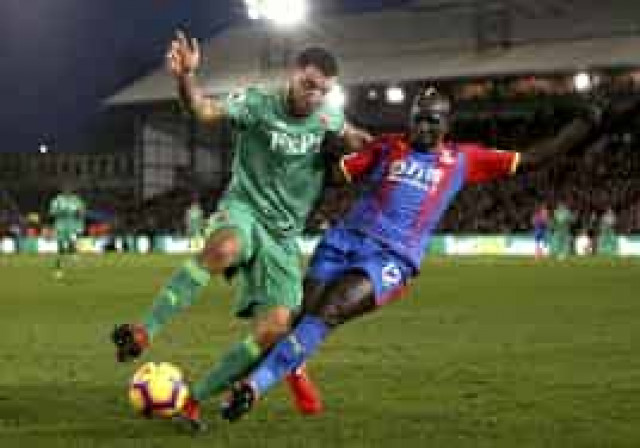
[
  {"x1": 49, "y1": 189, "x2": 86, "y2": 277},
  {"x1": 112, "y1": 30, "x2": 369, "y2": 429},
  {"x1": 550, "y1": 202, "x2": 574, "y2": 259},
  {"x1": 597, "y1": 207, "x2": 617, "y2": 255},
  {"x1": 185, "y1": 198, "x2": 204, "y2": 250}
]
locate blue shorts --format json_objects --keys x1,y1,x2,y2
[
  {"x1": 307, "y1": 226, "x2": 413, "y2": 307},
  {"x1": 534, "y1": 229, "x2": 547, "y2": 244}
]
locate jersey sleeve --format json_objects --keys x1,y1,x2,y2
[
  {"x1": 460, "y1": 143, "x2": 520, "y2": 184},
  {"x1": 339, "y1": 137, "x2": 388, "y2": 182},
  {"x1": 223, "y1": 87, "x2": 260, "y2": 128}
]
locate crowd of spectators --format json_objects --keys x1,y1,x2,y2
[
  {"x1": 2, "y1": 92, "x2": 640, "y2": 238},
  {"x1": 307, "y1": 106, "x2": 640, "y2": 235}
]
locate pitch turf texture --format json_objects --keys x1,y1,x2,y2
[{"x1": 1, "y1": 255, "x2": 639, "y2": 447}]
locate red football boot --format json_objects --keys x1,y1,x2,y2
[
  {"x1": 285, "y1": 365, "x2": 323, "y2": 415},
  {"x1": 175, "y1": 397, "x2": 207, "y2": 433}
]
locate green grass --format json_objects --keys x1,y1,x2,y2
[{"x1": 1, "y1": 254, "x2": 639, "y2": 447}]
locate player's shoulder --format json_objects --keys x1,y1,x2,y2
[
  {"x1": 315, "y1": 103, "x2": 345, "y2": 132},
  {"x1": 245, "y1": 85, "x2": 271, "y2": 97},
  {"x1": 228, "y1": 85, "x2": 268, "y2": 105},
  {"x1": 317, "y1": 98, "x2": 344, "y2": 117},
  {"x1": 450, "y1": 141, "x2": 492, "y2": 153}
]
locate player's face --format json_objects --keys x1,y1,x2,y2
[
  {"x1": 410, "y1": 116, "x2": 448, "y2": 150},
  {"x1": 289, "y1": 65, "x2": 335, "y2": 117},
  {"x1": 409, "y1": 93, "x2": 451, "y2": 150}
]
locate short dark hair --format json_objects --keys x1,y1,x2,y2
[{"x1": 295, "y1": 46, "x2": 338, "y2": 77}]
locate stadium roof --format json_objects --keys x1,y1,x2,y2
[
  {"x1": 3, "y1": 0, "x2": 638, "y2": 152},
  {"x1": 108, "y1": 2, "x2": 640, "y2": 105}
]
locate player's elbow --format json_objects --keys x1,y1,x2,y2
[{"x1": 195, "y1": 105, "x2": 224, "y2": 125}]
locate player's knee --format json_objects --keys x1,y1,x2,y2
[
  {"x1": 253, "y1": 308, "x2": 292, "y2": 350},
  {"x1": 199, "y1": 231, "x2": 240, "y2": 273},
  {"x1": 313, "y1": 276, "x2": 376, "y2": 328},
  {"x1": 253, "y1": 323, "x2": 289, "y2": 350},
  {"x1": 314, "y1": 303, "x2": 347, "y2": 328}
]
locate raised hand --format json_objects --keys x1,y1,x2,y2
[{"x1": 166, "y1": 29, "x2": 201, "y2": 78}]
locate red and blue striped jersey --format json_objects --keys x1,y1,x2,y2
[
  {"x1": 339, "y1": 134, "x2": 520, "y2": 270},
  {"x1": 533, "y1": 208, "x2": 549, "y2": 232}
]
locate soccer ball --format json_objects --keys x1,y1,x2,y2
[{"x1": 128, "y1": 362, "x2": 189, "y2": 418}]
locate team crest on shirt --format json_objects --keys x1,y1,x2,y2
[
  {"x1": 381, "y1": 262, "x2": 402, "y2": 287},
  {"x1": 318, "y1": 113, "x2": 330, "y2": 128},
  {"x1": 439, "y1": 149, "x2": 456, "y2": 165}
]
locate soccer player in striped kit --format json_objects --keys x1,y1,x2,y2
[
  {"x1": 533, "y1": 204, "x2": 550, "y2": 259},
  {"x1": 221, "y1": 87, "x2": 636, "y2": 422}
]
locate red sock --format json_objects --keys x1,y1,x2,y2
[
  {"x1": 181, "y1": 397, "x2": 201, "y2": 421},
  {"x1": 133, "y1": 324, "x2": 150, "y2": 348}
]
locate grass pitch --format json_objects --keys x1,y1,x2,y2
[{"x1": 1, "y1": 255, "x2": 639, "y2": 447}]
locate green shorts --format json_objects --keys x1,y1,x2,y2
[
  {"x1": 187, "y1": 227, "x2": 204, "y2": 239},
  {"x1": 206, "y1": 199, "x2": 302, "y2": 319},
  {"x1": 56, "y1": 225, "x2": 79, "y2": 241},
  {"x1": 55, "y1": 226, "x2": 78, "y2": 252}
]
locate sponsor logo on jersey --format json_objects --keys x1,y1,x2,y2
[
  {"x1": 269, "y1": 131, "x2": 324, "y2": 155},
  {"x1": 318, "y1": 113, "x2": 330, "y2": 128},
  {"x1": 439, "y1": 149, "x2": 456, "y2": 165},
  {"x1": 388, "y1": 159, "x2": 444, "y2": 192}
]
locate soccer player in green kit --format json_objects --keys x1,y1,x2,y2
[
  {"x1": 597, "y1": 207, "x2": 617, "y2": 255},
  {"x1": 49, "y1": 188, "x2": 86, "y2": 278},
  {"x1": 185, "y1": 197, "x2": 204, "y2": 250},
  {"x1": 550, "y1": 201, "x2": 574, "y2": 259},
  {"x1": 111, "y1": 30, "x2": 369, "y2": 429}
]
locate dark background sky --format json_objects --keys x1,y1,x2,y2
[{"x1": 0, "y1": 0, "x2": 409, "y2": 154}]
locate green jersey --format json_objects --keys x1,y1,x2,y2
[
  {"x1": 186, "y1": 203, "x2": 204, "y2": 236},
  {"x1": 222, "y1": 86, "x2": 345, "y2": 236},
  {"x1": 553, "y1": 205, "x2": 573, "y2": 232},
  {"x1": 49, "y1": 193, "x2": 86, "y2": 233},
  {"x1": 600, "y1": 210, "x2": 616, "y2": 234}
]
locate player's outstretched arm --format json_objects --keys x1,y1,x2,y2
[
  {"x1": 518, "y1": 114, "x2": 595, "y2": 170},
  {"x1": 166, "y1": 30, "x2": 225, "y2": 124},
  {"x1": 519, "y1": 95, "x2": 640, "y2": 170}
]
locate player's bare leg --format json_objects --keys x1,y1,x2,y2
[{"x1": 111, "y1": 228, "x2": 241, "y2": 362}]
